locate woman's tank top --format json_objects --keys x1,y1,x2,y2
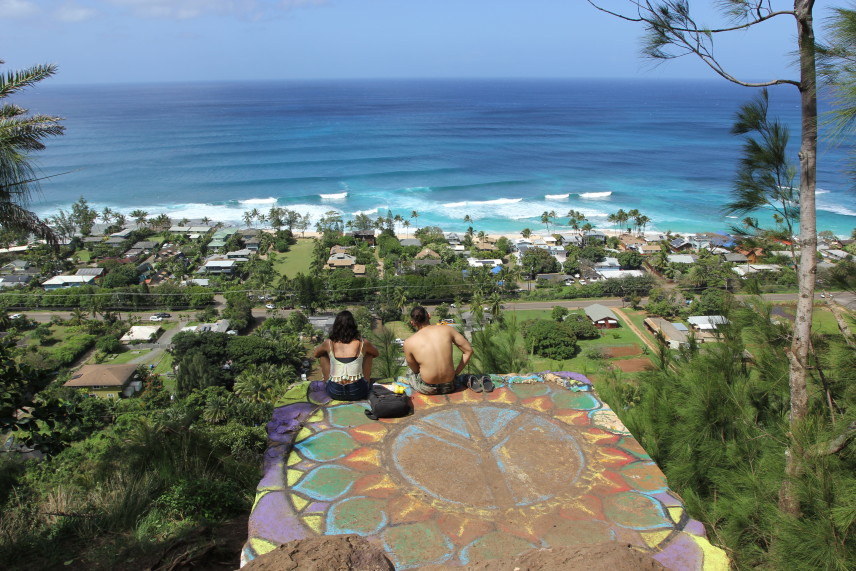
[{"x1": 328, "y1": 339, "x2": 364, "y2": 384}]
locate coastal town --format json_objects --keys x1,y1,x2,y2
[{"x1": 1, "y1": 200, "x2": 853, "y2": 397}]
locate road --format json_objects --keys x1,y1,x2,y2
[{"x1": 11, "y1": 291, "x2": 852, "y2": 325}]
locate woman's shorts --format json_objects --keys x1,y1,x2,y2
[{"x1": 326, "y1": 378, "x2": 369, "y2": 401}]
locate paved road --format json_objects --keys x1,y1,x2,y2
[{"x1": 12, "y1": 291, "x2": 853, "y2": 325}]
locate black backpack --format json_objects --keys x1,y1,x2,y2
[{"x1": 364, "y1": 384, "x2": 411, "y2": 420}]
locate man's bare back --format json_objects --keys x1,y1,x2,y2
[{"x1": 403, "y1": 316, "x2": 473, "y2": 385}]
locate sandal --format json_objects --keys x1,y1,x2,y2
[
  {"x1": 481, "y1": 375, "x2": 495, "y2": 393},
  {"x1": 467, "y1": 374, "x2": 483, "y2": 393}
]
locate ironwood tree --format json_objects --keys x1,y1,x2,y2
[{"x1": 587, "y1": 0, "x2": 820, "y2": 515}]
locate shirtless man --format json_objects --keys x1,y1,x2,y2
[{"x1": 403, "y1": 306, "x2": 473, "y2": 395}]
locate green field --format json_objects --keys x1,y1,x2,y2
[{"x1": 272, "y1": 238, "x2": 314, "y2": 278}]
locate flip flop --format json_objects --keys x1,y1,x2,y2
[
  {"x1": 467, "y1": 374, "x2": 483, "y2": 393},
  {"x1": 481, "y1": 375, "x2": 495, "y2": 393}
]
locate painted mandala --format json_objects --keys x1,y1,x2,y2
[{"x1": 244, "y1": 376, "x2": 728, "y2": 570}]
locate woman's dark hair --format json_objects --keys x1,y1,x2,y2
[{"x1": 329, "y1": 310, "x2": 359, "y2": 343}]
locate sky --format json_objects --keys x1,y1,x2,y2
[{"x1": 0, "y1": 1, "x2": 823, "y2": 85}]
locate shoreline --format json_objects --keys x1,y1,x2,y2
[{"x1": 293, "y1": 228, "x2": 671, "y2": 242}]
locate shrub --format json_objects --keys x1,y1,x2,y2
[
  {"x1": 585, "y1": 347, "x2": 606, "y2": 360},
  {"x1": 155, "y1": 478, "x2": 248, "y2": 522},
  {"x1": 521, "y1": 319, "x2": 578, "y2": 360},
  {"x1": 96, "y1": 335, "x2": 122, "y2": 354},
  {"x1": 563, "y1": 314, "x2": 600, "y2": 339},
  {"x1": 551, "y1": 306, "x2": 569, "y2": 321},
  {"x1": 46, "y1": 334, "x2": 97, "y2": 367}
]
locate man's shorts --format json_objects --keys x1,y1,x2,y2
[{"x1": 406, "y1": 373, "x2": 466, "y2": 395}]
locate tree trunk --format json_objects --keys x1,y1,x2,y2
[{"x1": 780, "y1": 0, "x2": 818, "y2": 517}]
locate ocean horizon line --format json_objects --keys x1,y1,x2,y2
[{"x1": 41, "y1": 76, "x2": 735, "y2": 89}]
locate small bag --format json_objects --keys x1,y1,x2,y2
[{"x1": 365, "y1": 384, "x2": 411, "y2": 420}]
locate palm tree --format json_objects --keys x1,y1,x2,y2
[
  {"x1": 521, "y1": 228, "x2": 532, "y2": 239},
  {"x1": 637, "y1": 215, "x2": 651, "y2": 236},
  {"x1": 627, "y1": 209, "x2": 640, "y2": 235},
  {"x1": 410, "y1": 210, "x2": 419, "y2": 231},
  {"x1": 152, "y1": 213, "x2": 170, "y2": 230},
  {"x1": 615, "y1": 209, "x2": 630, "y2": 234},
  {"x1": 403, "y1": 219, "x2": 411, "y2": 238},
  {"x1": 0, "y1": 61, "x2": 65, "y2": 248},
  {"x1": 540, "y1": 211, "x2": 553, "y2": 233},
  {"x1": 242, "y1": 210, "x2": 253, "y2": 228},
  {"x1": 581, "y1": 222, "x2": 594, "y2": 245},
  {"x1": 100, "y1": 207, "x2": 113, "y2": 224},
  {"x1": 566, "y1": 210, "x2": 586, "y2": 234},
  {"x1": 130, "y1": 209, "x2": 149, "y2": 227},
  {"x1": 201, "y1": 216, "x2": 211, "y2": 226}
]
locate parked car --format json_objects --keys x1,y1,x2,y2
[
  {"x1": 9, "y1": 313, "x2": 23, "y2": 320},
  {"x1": 154, "y1": 312, "x2": 171, "y2": 318},
  {"x1": 265, "y1": 303, "x2": 276, "y2": 310},
  {"x1": 226, "y1": 330, "x2": 238, "y2": 335},
  {"x1": 149, "y1": 315, "x2": 163, "y2": 322},
  {"x1": 393, "y1": 338, "x2": 404, "y2": 346},
  {"x1": 440, "y1": 318, "x2": 456, "y2": 325}
]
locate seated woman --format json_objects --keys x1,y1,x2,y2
[{"x1": 312, "y1": 310, "x2": 379, "y2": 401}]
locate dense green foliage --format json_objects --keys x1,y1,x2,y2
[
  {"x1": 520, "y1": 319, "x2": 578, "y2": 359},
  {"x1": 597, "y1": 300, "x2": 856, "y2": 569},
  {"x1": 0, "y1": 310, "x2": 308, "y2": 568},
  {"x1": 562, "y1": 313, "x2": 601, "y2": 340}
]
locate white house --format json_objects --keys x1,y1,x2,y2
[
  {"x1": 466, "y1": 258, "x2": 503, "y2": 268},
  {"x1": 687, "y1": 316, "x2": 729, "y2": 331},
  {"x1": 42, "y1": 275, "x2": 97, "y2": 290}
]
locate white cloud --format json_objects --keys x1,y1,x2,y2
[
  {"x1": 105, "y1": 0, "x2": 326, "y2": 20},
  {"x1": 56, "y1": 2, "x2": 98, "y2": 22},
  {"x1": 0, "y1": 0, "x2": 40, "y2": 19}
]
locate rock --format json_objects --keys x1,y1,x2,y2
[{"x1": 241, "y1": 534, "x2": 394, "y2": 571}]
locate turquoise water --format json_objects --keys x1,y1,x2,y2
[{"x1": 19, "y1": 78, "x2": 856, "y2": 235}]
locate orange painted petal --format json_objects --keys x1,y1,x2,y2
[
  {"x1": 386, "y1": 494, "x2": 436, "y2": 525},
  {"x1": 410, "y1": 392, "x2": 449, "y2": 409},
  {"x1": 484, "y1": 388, "x2": 518, "y2": 404},
  {"x1": 447, "y1": 390, "x2": 484, "y2": 404},
  {"x1": 340, "y1": 447, "x2": 382, "y2": 471},
  {"x1": 554, "y1": 409, "x2": 590, "y2": 426},
  {"x1": 437, "y1": 513, "x2": 495, "y2": 547},
  {"x1": 520, "y1": 395, "x2": 554, "y2": 412},
  {"x1": 350, "y1": 423, "x2": 388, "y2": 444},
  {"x1": 352, "y1": 473, "x2": 399, "y2": 498}
]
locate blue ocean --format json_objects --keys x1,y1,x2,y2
[{"x1": 19, "y1": 79, "x2": 856, "y2": 236}]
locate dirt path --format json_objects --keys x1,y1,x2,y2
[{"x1": 612, "y1": 307, "x2": 658, "y2": 354}]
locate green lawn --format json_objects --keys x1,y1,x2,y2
[
  {"x1": 380, "y1": 320, "x2": 413, "y2": 339},
  {"x1": 272, "y1": 238, "x2": 315, "y2": 278},
  {"x1": 101, "y1": 349, "x2": 150, "y2": 364},
  {"x1": 76, "y1": 250, "x2": 91, "y2": 262},
  {"x1": 812, "y1": 306, "x2": 845, "y2": 335},
  {"x1": 153, "y1": 352, "x2": 174, "y2": 376},
  {"x1": 768, "y1": 303, "x2": 846, "y2": 336}
]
